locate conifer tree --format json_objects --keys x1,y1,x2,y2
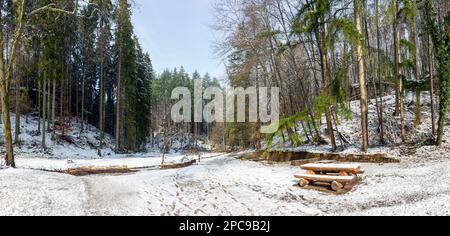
[{"x1": 114, "y1": 0, "x2": 137, "y2": 152}]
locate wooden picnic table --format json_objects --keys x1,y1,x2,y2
[{"x1": 295, "y1": 163, "x2": 365, "y2": 193}]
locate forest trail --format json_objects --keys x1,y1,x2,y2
[
  {"x1": 76, "y1": 155, "x2": 321, "y2": 216},
  {"x1": 82, "y1": 176, "x2": 145, "y2": 216}
]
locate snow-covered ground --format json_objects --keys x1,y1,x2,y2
[
  {"x1": 12, "y1": 152, "x2": 225, "y2": 171},
  {"x1": 1, "y1": 148, "x2": 449, "y2": 216},
  {"x1": 0, "y1": 92, "x2": 449, "y2": 216}
]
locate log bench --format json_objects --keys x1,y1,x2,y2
[{"x1": 295, "y1": 163, "x2": 364, "y2": 193}]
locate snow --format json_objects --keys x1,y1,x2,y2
[
  {"x1": 13, "y1": 152, "x2": 224, "y2": 171},
  {"x1": 0, "y1": 168, "x2": 87, "y2": 216},
  {"x1": 1, "y1": 151, "x2": 449, "y2": 216},
  {"x1": 0, "y1": 91, "x2": 449, "y2": 216}
]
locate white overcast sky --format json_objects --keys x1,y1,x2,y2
[{"x1": 131, "y1": 0, "x2": 226, "y2": 79}]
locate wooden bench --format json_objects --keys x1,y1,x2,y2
[
  {"x1": 295, "y1": 163, "x2": 364, "y2": 193},
  {"x1": 294, "y1": 174, "x2": 357, "y2": 183}
]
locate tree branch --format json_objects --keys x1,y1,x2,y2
[{"x1": 27, "y1": 2, "x2": 100, "y2": 21}]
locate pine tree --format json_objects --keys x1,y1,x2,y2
[
  {"x1": 96, "y1": 0, "x2": 113, "y2": 154},
  {"x1": 135, "y1": 40, "x2": 154, "y2": 149},
  {"x1": 79, "y1": 3, "x2": 99, "y2": 134},
  {"x1": 114, "y1": 0, "x2": 137, "y2": 152}
]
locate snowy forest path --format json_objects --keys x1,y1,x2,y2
[
  {"x1": 81, "y1": 174, "x2": 148, "y2": 216},
  {"x1": 77, "y1": 154, "x2": 450, "y2": 216},
  {"x1": 74, "y1": 155, "x2": 324, "y2": 216}
]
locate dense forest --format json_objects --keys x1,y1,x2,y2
[
  {"x1": 213, "y1": 0, "x2": 449, "y2": 151},
  {"x1": 0, "y1": 0, "x2": 449, "y2": 169},
  {"x1": 0, "y1": 0, "x2": 155, "y2": 167},
  {"x1": 0, "y1": 0, "x2": 450, "y2": 217},
  {"x1": 0, "y1": 0, "x2": 223, "y2": 168}
]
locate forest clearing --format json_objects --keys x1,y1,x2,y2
[
  {"x1": 0, "y1": 0, "x2": 449, "y2": 217},
  {"x1": 1, "y1": 138, "x2": 449, "y2": 216},
  {"x1": 1, "y1": 93, "x2": 449, "y2": 216}
]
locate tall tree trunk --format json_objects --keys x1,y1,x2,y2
[
  {"x1": 0, "y1": 30, "x2": 15, "y2": 165},
  {"x1": 355, "y1": 0, "x2": 369, "y2": 152},
  {"x1": 68, "y1": 64, "x2": 72, "y2": 125},
  {"x1": 424, "y1": 0, "x2": 450, "y2": 146},
  {"x1": 14, "y1": 66, "x2": 21, "y2": 145},
  {"x1": 51, "y1": 75, "x2": 56, "y2": 141},
  {"x1": 60, "y1": 62, "x2": 66, "y2": 136},
  {"x1": 428, "y1": 35, "x2": 436, "y2": 136},
  {"x1": 47, "y1": 79, "x2": 51, "y2": 132},
  {"x1": 375, "y1": 0, "x2": 385, "y2": 144},
  {"x1": 75, "y1": 74, "x2": 79, "y2": 123},
  {"x1": 394, "y1": 1, "x2": 406, "y2": 142},
  {"x1": 0, "y1": 0, "x2": 27, "y2": 167},
  {"x1": 42, "y1": 77, "x2": 47, "y2": 150},
  {"x1": 81, "y1": 75, "x2": 85, "y2": 134},
  {"x1": 318, "y1": 16, "x2": 337, "y2": 151},
  {"x1": 0, "y1": 85, "x2": 14, "y2": 167},
  {"x1": 256, "y1": 69, "x2": 262, "y2": 150},
  {"x1": 411, "y1": 3, "x2": 422, "y2": 129},
  {"x1": 99, "y1": 20, "x2": 106, "y2": 155},
  {"x1": 37, "y1": 77, "x2": 41, "y2": 133},
  {"x1": 115, "y1": 45, "x2": 122, "y2": 152},
  {"x1": 99, "y1": 55, "x2": 105, "y2": 153}
]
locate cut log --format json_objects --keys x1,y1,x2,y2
[
  {"x1": 298, "y1": 178, "x2": 309, "y2": 187},
  {"x1": 63, "y1": 166, "x2": 134, "y2": 176},
  {"x1": 161, "y1": 160, "x2": 197, "y2": 170},
  {"x1": 294, "y1": 174, "x2": 357, "y2": 183},
  {"x1": 331, "y1": 181, "x2": 344, "y2": 191},
  {"x1": 301, "y1": 163, "x2": 364, "y2": 174}
]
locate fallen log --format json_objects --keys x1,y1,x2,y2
[
  {"x1": 161, "y1": 160, "x2": 197, "y2": 170},
  {"x1": 63, "y1": 166, "x2": 135, "y2": 176},
  {"x1": 241, "y1": 151, "x2": 399, "y2": 164}
]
